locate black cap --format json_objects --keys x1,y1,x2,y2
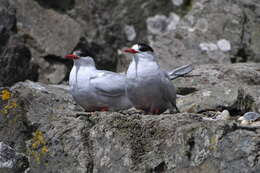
[
  {"x1": 138, "y1": 43, "x2": 154, "y2": 52},
  {"x1": 73, "y1": 37, "x2": 95, "y2": 57}
]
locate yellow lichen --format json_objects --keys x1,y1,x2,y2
[
  {"x1": 32, "y1": 141, "x2": 40, "y2": 149},
  {"x1": 29, "y1": 130, "x2": 49, "y2": 164},
  {"x1": 30, "y1": 151, "x2": 41, "y2": 164},
  {"x1": 1, "y1": 89, "x2": 11, "y2": 100},
  {"x1": 1, "y1": 101, "x2": 17, "y2": 115},
  {"x1": 41, "y1": 146, "x2": 48, "y2": 153},
  {"x1": 1, "y1": 109, "x2": 8, "y2": 115},
  {"x1": 4, "y1": 101, "x2": 17, "y2": 109},
  {"x1": 209, "y1": 136, "x2": 218, "y2": 151},
  {"x1": 33, "y1": 130, "x2": 46, "y2": 145}
]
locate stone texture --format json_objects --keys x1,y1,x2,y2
[
  {"x1": 1, "y1": 0, "x2": 259, "y2": 83},
  {"x1": 0, "y1": 0, "x2": 38, "y2": 87},
  {"x1": 114, "y1": 0, "x2": 260, "y2": 72},
  {"x1": 15, "y1": 0, "x2": 82, "y2": 57},
  {"x1": 175, "y1": 63, "x2": 260, "y2": 114},
  {"x1": 0, "y1": 142, "x2": 29, "y2": 173},
  {"x1": 148, "y1": 0, "x2": 259, "y2": 70},
  {"x1": 0, "y1": 61, "x2": 259, "y2": 172}
]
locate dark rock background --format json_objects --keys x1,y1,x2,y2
[
  {"x1": 0, "y1": 0, "x2": 260, "y2": 172},
  {"x1": 0, "y1": 0, "x2": 259, "y2": 85}
]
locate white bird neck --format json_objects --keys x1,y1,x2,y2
[
  {"x1": 134, "y1": 52, "x2": 157, "y2": 62},
  {"x1": 74, "y1": 58, "x2": 96, "y2": 69},
  {"x1": 69, "y1": 61, "x2": 96, "y2": 91}
]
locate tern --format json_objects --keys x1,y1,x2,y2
[
  {"x1": 125, "y1": 43, "x2": 180, "y2": 114},
  {"x1": 66, "y1": 48, "x2": 191, "y2": 112}
]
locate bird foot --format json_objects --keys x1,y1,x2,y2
[{"x1": 100, "y1": 107, "x2": 109, "y2": 112}]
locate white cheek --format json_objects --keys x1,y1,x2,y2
[{"x1": 132, "y1": 44, "x2": 139, "y2": 51}]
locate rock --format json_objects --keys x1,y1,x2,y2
[
  {"x1": 216, "y1": 110, "x2": 231, "y2": 120},
  {"x1": 124, "y1": 25, "x2": 136, "y2": 41},
  {"x1": 15, "y1": 0, "x2": 82, "y2": 57},
  {"x1": 217, "y1": 39, "x2": 232, "y2": 52},
  {"x1": 0, "y1": 36, "x2": 38, "y2": 87},
  {"x1": 0, "y1": 2, "x2": 38, "y2": 87},
  {"x1": 146, "y1": 13, "x2": 180, "y2": 34},
  {"x1": 0, "y1": 0, "x2": 259, "y2": 83},
  {"x1": 1, "y1": 0, "x2": 258, "y2": 84},
  {"x1": 0, "y1": 80, "x2": 259, "y2": 172},
  {"x1": 146, "y1": 0, "x2": 260, "y2": 70},
  {"x1": 175, "y1": 63, "x2": 260, "y2": 114},
  {"x1": 13, "y1": 0, "x2": 82, "y2": 83},
  {"x1": 12, "y1": 0, "x2": 178, "y2": 76},
  {"x1": 0, "y1": 142, "x2": 29, "y2": 173}
]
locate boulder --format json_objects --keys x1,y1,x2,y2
[
  {"x1": 0, "y1": 62, "x2": 259, "y2": 172},
  {"x1": 0, "y1": 142, "x2": 29, "y2": 173},
  {"x1": 119, "y1": 0, "x2": 260, "y2": 71},
  {"x1": 0, "y1": 1, "x2": 38, "y2": 87},
  {"x1": 175, "y1": 63, "x2": 260, "y2": 114},
  {"x1": 4, "y1": 0, "x2": 260, "y2": 81}
]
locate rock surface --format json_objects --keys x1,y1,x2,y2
[
  {"x1": 0, "y1": 62, "x2": 259, "y2": 172},
  {"x1": 175, "y1": 63, "x2": 260, "y2": 114},
  {"x1": 0, "y1": 0, "x2": 38, "y2": 87},
  {"x1": 0, "y1": 142, "x2": 29, "y2": 173},
  {"x1": 0, "y1": 0, "x2": 259, "y2": 84}
]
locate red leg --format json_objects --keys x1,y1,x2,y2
[
  {"x1": 100, "y1": 107, "x2": 109, "y2": 112},
  {"x1": 153, "y1": 108, "x2": 161, "y2": 115}
]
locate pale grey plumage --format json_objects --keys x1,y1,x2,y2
[
  {"x1": 69, "y1": 56, "x2": 132, "y2": 111},
  {"x1": 68, "y1": 49, "x2": 190, "y2": 112},
  {"x1": 126, "y1": 45, "x2": 179, "y2": 114}
]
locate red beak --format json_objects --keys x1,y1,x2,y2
[
  {"x1": 65, "y1": 54, "x2": 79, "y2": 59},
  {"x1": 124, "y1": 48, "x2": 138, "y2": 54}
]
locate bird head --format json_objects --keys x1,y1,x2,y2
[
  {"x1": 124, "y1": 43, "x2": 156, "y2": 64},
  {"x1": 124, "y1": 43, "x2": 155, "y2": 78},
  {"x1": 124, "y1": 43, "x2": 154, "y2": 54},
  {"x1": 65, "y1": 50, "x2": 95, "y2": 67}
]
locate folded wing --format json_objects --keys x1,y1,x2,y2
[{"x1": 90, "y1": 71, "x2": 127, "y2": 97}]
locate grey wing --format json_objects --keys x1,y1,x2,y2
[
  {"x1": 160, "y1": 71, "x2": 177, "y2": 106},
  {"x1": 90, "y1": 71, "x2": 127, "y2": 97},
  {"x1": 167, "y1": 64, "x2": 193, "y2": 80}
]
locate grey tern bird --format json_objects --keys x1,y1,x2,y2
[
  {"x1": 124, "y1": 43, "x2": 180, "y2": 114},
  {"x1": 65, "y1": 50, "x2": 132, "y2": 112},
  {"x1": 66, "y1": 48, "x2": 191, "y2": 112}
]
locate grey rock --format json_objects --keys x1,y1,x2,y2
[
  {"x1": 1, "y1": 0, "x2": 259, "y2": 84},
  {"x1": 0, "y1": 2, "x2": 38, "y2": 87},
  {"x1": 0, "y1": 36, "x2": 38, "y2": 87},
  {"x1": 15, "y1": 0, "x2": 82, "y2": 57},
  {"x1": 13, "y1": 0, "x2": 82, "y2": 84},
  {"x1": 0, "y1": 142, "x2": 29, "y2": 173},
  {"x1": 175, "y1": 63, "x2": 260, "y2": 113},
  {"x1": 11, "y1": 0, "x2": 177, "y2": 79},
  {"x1": 0, "y1": 76, "x2": 258, "y2": 172},
  {"x1": 146, "y1": 13, "x2": 180, "y2": 35},
  {"x1": 146, "y1": 0, "x2": 260, "y2": 70},
  {"x1": 124, "y1": 25, "x2": 136, "y2": 41}
]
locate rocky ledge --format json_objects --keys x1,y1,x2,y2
[{"x1": 0, "y1": 63, "x2": 259, "y2": 173}]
